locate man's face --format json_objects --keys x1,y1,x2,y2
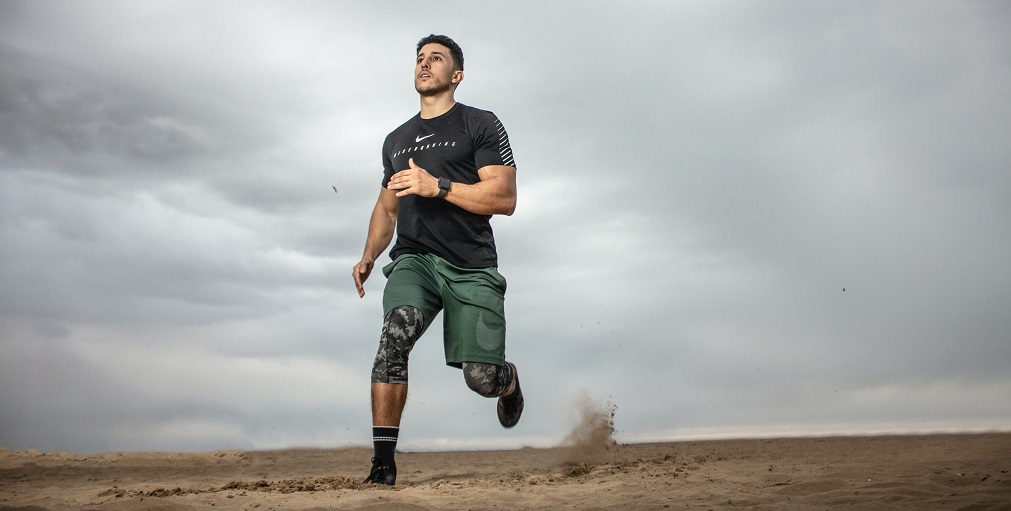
[{"x1": 415, "y1": 43, "x2": 461, "y2": 96}]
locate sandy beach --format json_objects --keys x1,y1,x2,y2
[{"x1": 2, "y1": 433, "x2": 1009, "y2": 510}]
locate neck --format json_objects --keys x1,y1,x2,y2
[{"x1": 419, "y1": 91, "x2": 457, "y2": 119}]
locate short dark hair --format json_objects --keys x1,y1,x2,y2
[{"x1": 417, "y1": 34, "x2": 464, "y2": 71}]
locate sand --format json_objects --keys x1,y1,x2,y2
[{"x1": 1, "y1": 432, "x2": 1009, "y2": 510}]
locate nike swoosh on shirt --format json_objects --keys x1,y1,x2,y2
[{"x1": 415, "y1": 134, "x2": 434, "y2": 142}]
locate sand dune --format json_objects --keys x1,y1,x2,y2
[{"x1": 1, "y1": 433, "x2": 1009, "y2": 510}]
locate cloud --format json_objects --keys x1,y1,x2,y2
[{"x1": 1, "y1": 1, "x2": 1009, "y2": 454}]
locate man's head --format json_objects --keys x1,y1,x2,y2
[
  {"x1": 416, "y1": 34, "x2": 463, "y2": 71},
  {"x1": 415, "y1": 34, "x2": 464, "y2": 97}
]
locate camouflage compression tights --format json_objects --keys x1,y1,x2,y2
[
  {"x1": 371, "y1": 306, "x2": 423, "y2": 384},
  {"x1": 371, "y1": 305, "x2": 513, "y2": 398},
  {"x1": 461, "y1": 360, "x2": 513, "y2": 398}
]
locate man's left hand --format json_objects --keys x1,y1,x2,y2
[{"x1": 388, "y1": 158, "x2": 438, "y2": 198}]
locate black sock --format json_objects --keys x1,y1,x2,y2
[{"x1": 372, "y1": 426, "x2": 399, "y2": 464}]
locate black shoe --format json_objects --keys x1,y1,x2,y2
[
  {"x1": 363, "y1": 457, "x2": 396, "y2": 485},
  {"x1": 497, "y1": 362, "x2": 524, "y2": 428}
]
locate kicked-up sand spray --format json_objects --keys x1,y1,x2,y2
[{"x1": 558, "y1": 392, "x2": 617, "y2": 465}]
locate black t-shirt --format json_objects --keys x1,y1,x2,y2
[{"x1": 382, "y1": 103, "x2": 516, "y2": 268}]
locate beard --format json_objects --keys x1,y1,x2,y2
[{"x1": 415, "y1": 78, "x2": 454, "y2": 97}]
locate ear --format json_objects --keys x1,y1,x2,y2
[{"x1": 452, "y1": 70, "x2": 464, "y2": 84}]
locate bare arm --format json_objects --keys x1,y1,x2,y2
[
  {"x1": 353, "y1": 186, "x2": 398, "y2": 298},
  {"x1": 446, "y1": 164, "x2": 517, "y2": 216},
  {"x1": 387, "y1": 158, "x2": 517, "y2": 216}
]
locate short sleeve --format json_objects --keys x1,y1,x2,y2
[
  {"x1": 381, "y1": 134, "x2": 395, "y2": 187},
  {"x1": 473, "y1": 112, "x2": 516, "y2": 170}
]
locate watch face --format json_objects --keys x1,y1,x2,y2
[{"x1": 439, "y1": 177, "x2": 450, "y2": 190}]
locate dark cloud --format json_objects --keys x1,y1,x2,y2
[{"x1": 1, "y1": 1, "x2": 1009, "y2": 453}]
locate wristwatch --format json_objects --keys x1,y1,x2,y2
[{"x1": 437, "y1": 177, "x2": 451, "y2": 199}]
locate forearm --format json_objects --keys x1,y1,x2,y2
[
  {"x1": 445, "y1": 176, "x2": 516, "y2": 216},
  {"x1": 362, "y1": 202, "x2": 396, "y2": 261},
  {"x1": 387, "y1": 161, "x2": 516, "y2": 216}
]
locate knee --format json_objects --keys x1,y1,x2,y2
[
  {"x1": 464, "y1": 373, "x2": 498, "y2": 397},
  {"x1": 371, "y1": 306, "x2": 423, "y2": 384},
  {"x1": 462, "y1": 362, "x2": 505, "y2": 398}
]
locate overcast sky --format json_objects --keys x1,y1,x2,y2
[{"x1": 2, "y1": 0, "x2": 1009, "y2": 454}]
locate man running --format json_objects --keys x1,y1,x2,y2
[{"x1": 352, "y1": 34, "x2": 523, "y2": 486}]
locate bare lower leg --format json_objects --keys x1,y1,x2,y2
[{"x1": 372, "y1": 382, "x2": 408, "y2": 427}]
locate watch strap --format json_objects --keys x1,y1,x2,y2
[{"x1": 437, "y1": 177, "x2": 450, "y2": 198}]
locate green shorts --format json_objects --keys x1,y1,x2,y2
[{"x1": 382, "y1": 253, "x2": 507, "y2": 367}]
